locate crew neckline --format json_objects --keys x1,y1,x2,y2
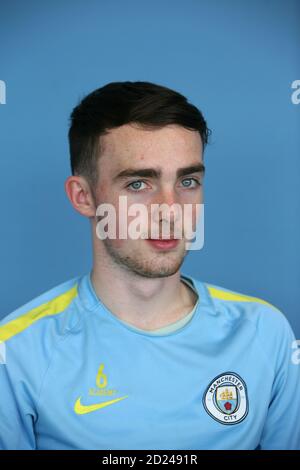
[
  {"x1": 77, "y1": 270, "x2": 213, "y2": 337},
  {"x1": 115, "y1": 276, "x2": 199, "y2": 335}
]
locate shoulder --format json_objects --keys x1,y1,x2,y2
[
  {"x1": 189, "y1": 275, "x2": 295, "y2": 344},
  {"x1": 207, "y1": 280, "x2": 288, "y2": 321},
  {"x1": 0, "y1": 275, "x2": 83, "y2": 400},
  {"x1": 0, "y1": 275, "x2": 82, "y2": 348}
]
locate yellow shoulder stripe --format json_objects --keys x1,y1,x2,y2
[
  {"x1": 206, "y1": 285, "x2": 277, "y2": 309},
  {"x1": 0, "y1": 284, "x2": 78, "y2": 343}
]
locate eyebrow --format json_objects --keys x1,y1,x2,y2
[{"x1": 113, "y1": 163, "x2": 205, "y2": 181}]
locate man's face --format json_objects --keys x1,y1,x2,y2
[{"x1": 92, "y1": 123, "x2": 204, "y2": 278}]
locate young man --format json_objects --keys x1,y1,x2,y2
[{"x1": 0, "y1": 81, "x2": 299, "y2": 450}]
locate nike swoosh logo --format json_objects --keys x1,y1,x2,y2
[{"x1": 74, "y1": 395, "x2": 129, "y2": 415}]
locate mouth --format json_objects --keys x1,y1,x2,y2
[{"x1": 146, "y1": 238, "x2": 180, "y2": 250}]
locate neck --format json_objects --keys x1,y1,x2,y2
[{"x1": 90, "y1": 250, "x2": 197, "y2": 331}]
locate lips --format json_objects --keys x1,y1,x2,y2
[
  {"x1": 146, "y1": 238, "x2": 180, "y2": 250},
  {"x1": 148, "y1": 238, "x2": 176, "y2": 240}
]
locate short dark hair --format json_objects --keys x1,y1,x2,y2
[{"x1": 68, "y1": 81, "x2": 211, "y2": 187}]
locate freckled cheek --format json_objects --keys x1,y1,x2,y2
[
  {"x1": 190, "y1": 204, "x2": 203, "y2": 231},
  {"x1": 110, "y1": 238, "x2": 125, "y2": 250},
  {"x1": 180, "y1": 189, "x2": 202, "y2": 204},
  {"x1": 110, "y1": 234, "x2": 143, "y2": 251}
]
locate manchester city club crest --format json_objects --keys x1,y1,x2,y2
[{"x1": 203, "y1": 372, "x2": 249, "y2": 425}]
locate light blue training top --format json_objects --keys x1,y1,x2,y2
[{"x1": 0, "y1": 270, "x2": 299, "y2": 450}]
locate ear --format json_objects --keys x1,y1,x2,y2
[{"x1": 64, "y1": 175, "x2": 96, "y2": 217}]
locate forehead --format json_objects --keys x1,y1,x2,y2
[{"x1": 99, "y1": 124, "x2": 203, "y2": 171}]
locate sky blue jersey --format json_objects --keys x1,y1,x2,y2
[{"x1": 0, "y1": 271, "x2": 299, "y2": 450}]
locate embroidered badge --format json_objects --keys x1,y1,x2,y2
[{"x1": 203, "y1": 372, "x2": 249, "y2": 425}]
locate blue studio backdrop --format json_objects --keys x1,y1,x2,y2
[{"x1": 0, "y1": 0, "x2": 299, "y2": 338}]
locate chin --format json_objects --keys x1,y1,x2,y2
[{"x1": 140, "y1": 258, "x2": 184, "y2": 278}]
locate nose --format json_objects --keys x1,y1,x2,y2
[
  {"x1": 155, "y1": 186, "x2": 178, "y2": 207},
  {"x1": 150, "y1": 187, "x2": 182, "y2": 227}
]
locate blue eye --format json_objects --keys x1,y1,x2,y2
[
  {"x1": 126, "y1": 178, "x2": 201, "y2": 192},
  {"x1": 127, "y1": 180, "x2": 147, "y2": 191},
  {"x1": 181, "y1": 178, "x2": 201, "y2": 188}
]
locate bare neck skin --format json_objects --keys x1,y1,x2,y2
[{"x1": 90, "y1": 240, "x2": 198, "y2": 331}]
